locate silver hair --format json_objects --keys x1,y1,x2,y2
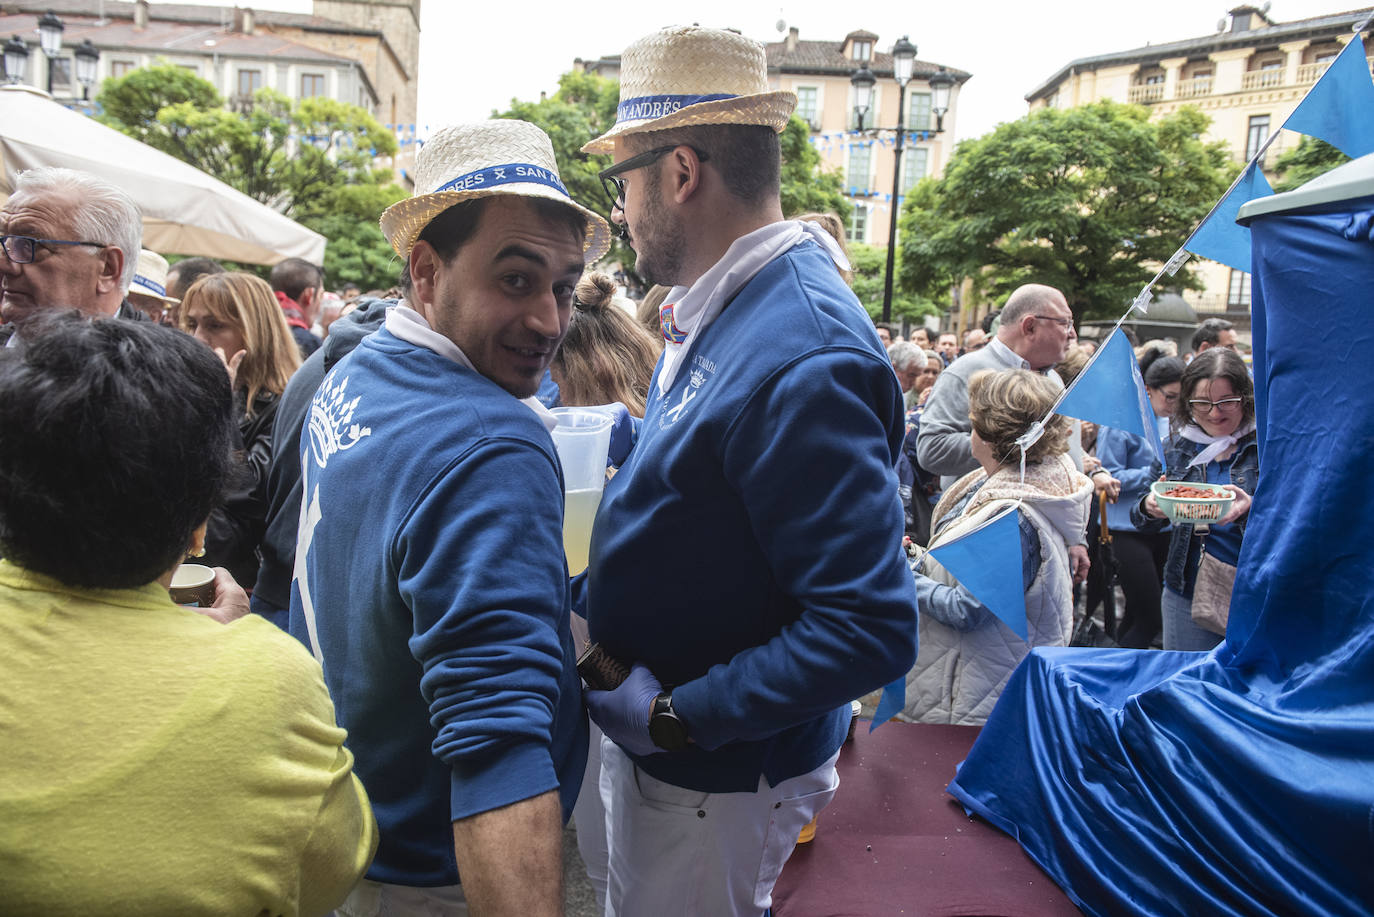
[
  {"x1": 999, "y1": 283, "x2": 1064, "y2": 328},
  {"x1": 15, "y1": 168, "x2": 142, "y2": 295},
  {"x1": 886, "y1": 340, "x2": 927, "y2": 372}
]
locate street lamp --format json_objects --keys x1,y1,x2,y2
[
  {"x1": 3, "y1": 35, "x2": 29, "y2": 84},
  {"x1": 74, "y1": 38, "x2": 99, "y2": 100},
  {"x1": 38, "y1": 9, "x2": 63, "y2": 95},
  {"x1": 851, "y1": 40, "x2": 954, "y2": 323}
]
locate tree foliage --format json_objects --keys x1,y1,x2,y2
[
  {"x1": 779, "y1": 116, "x2": 851, "y2": 223},
  {"x1": 848, "y1": 243, "x2": 937, "y2": 322},
  {"x1": 96, "y1": 65, "x2": 406, "y2": 289},
  {"x1": 1271, "y1": 136, "x2": 1349, "y2": 192},
  {"x1": 897, "y1": 101, "x2": 1234, "y2": 322}
]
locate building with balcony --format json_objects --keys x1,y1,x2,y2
[
  {"x1": 1025, "y1": 4, "x2": 1373, "y2": 323},
  {"x1": 0, "y1": 0, "x2": 419, "y2": 181},
  {"x1": 576, "y1": 26, "x2": 970, "y2": 248}
]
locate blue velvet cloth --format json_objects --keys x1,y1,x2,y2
[{"x1": 946, "y1": 190, "x2": 1374, "y2": 915}]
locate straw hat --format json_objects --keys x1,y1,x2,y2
[
  {"x1": 128, "y1": 249, "x2": 179, "y2": 304},
  {"x1": 381, "y1": 119, "x2": 611, "y2": 262},
  {"x1": 582, "y1": 26, "x2": 797, "y2": 155}
]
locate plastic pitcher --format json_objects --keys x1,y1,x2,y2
[{"x1": 550, "y1": 407, "x2": 613, "y2": 575}]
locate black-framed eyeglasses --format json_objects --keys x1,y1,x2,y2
[
  {"x1": 1188, "y1": 396, "x2": 1244, "y2": 415},
  {"x1": 1030, "y1": 314, "x2": 1074, "y2": 329},
  {"x1": 598, "y1": 145, "x2": 711, "y2": 212},
  {"x1": 0, "y1": 234, "x2": 108, "y2": 264}
]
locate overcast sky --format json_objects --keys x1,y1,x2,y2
[{"x1": 176, "y1": 0, "x2": 1354, "y2": 143}]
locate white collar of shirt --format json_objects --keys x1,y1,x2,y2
[
  {"x1": 384, "y1": 303, "x2": 556, "y2": 432},
  {"x1": 985, "y1": 336, "x2": 1030, "y2": 370},
  {"x1": 656, "y1": 219, "x2": 854, "y2": 391}
]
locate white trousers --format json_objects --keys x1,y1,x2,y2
[
  {"x1": 336, "y1": 878, "x2": 468, "y2": 917},
  {"x1": 599, "y1": 736, "x2": 840, "y2": 917}
]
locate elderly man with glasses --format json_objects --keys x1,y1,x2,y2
[
  {"x1": 1, "y1": 167, "x2": 145, "y2": 347},
  {"x1": 917, "y1": 282, "x2": 1090, "y2": 581}
]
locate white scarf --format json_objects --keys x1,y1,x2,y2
[
  {"x1": 656, "y1": 219, "x2": 854, "y2": 391},
  {"x1": 385, "y1": 304, "x2": 557, "y2": 432},
  {"x1": 1179, "y1": 419, "x2": 1256, "y2": 468}
]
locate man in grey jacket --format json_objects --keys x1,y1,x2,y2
[{"x1": 916, "y1": 283, "x2": 1090, "y2": 580}]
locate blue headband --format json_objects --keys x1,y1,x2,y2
[
  {"x1": 133, "y1": 274, "x2": 166, "y2": 297},
  {"x1": 616, "y1": 93, "x2": 738, "y2": 124},
  {"x1": 434, "y1": 162, "x2": 569, "y2": 197}
]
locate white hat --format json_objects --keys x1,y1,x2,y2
[
  {"x1": 128, "y1": 249, "x2": 179, "y2": 304},
  {"x1": 381, "y1": 119, "x2": 611, "y2": 262},
  {"x1": 582, "y1": 26, "x2": 797, "y2": 155}
]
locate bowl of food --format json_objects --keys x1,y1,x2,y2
[{"x1": 1151, "y1": 481, "x2": 1234, "y2": 526}]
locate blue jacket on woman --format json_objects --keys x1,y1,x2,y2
[{"x1": 1130, "y1": 430, "x2": 1259, "y2": 596}]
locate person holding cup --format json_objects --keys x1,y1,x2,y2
[
  {"x1": 1132, "y1": 347, "x2": 1258, "y2": 651},
  {"x1": 0, "y1": 314, "x2": 376, "y2": 914}
]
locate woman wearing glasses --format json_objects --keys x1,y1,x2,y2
[
  {"x1": 1095, "y1": 350, "x2": 1186, "y2": 648},
  {"x1": 1133, "y1": 347, "x2": 1257, "y2": 651}
]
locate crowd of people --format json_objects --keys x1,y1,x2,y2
[{"x1": 0, "y1": 23, "x2": 1265, "y2": 917}]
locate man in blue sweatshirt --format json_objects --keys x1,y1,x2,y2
[
  {"x1": 580, "y1": 27, "x2": 919, "y2": 917},
  {"x1": 289, "y1": 119, "x2": 610, "y2": 916}
]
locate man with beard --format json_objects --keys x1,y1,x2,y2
[
  {"x1": 580, "y1": 26, "x2": 918, "y2": 917},
  {"x1": 289, "y1": 119, "x2": 608, "y2": 915}
]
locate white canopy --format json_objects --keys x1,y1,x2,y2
[{"x1": 0, "y1": 85, "x2": 325, "y2": 266}]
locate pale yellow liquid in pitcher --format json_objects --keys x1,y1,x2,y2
[{"x1": 563, "y1": 487, "x2": 603, "y2": 575}]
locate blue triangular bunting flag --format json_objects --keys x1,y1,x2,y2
[
  {"x1": 1283, "y1": 35, "x2": 1374, "y2": 159},
  {"x1": 870, "y1": 674, "x2": 907, "y2": 732},
  {"x1": 1184, "y1": 163, "x2": 1273, "y2": 273},
  {"x1": 1056, "y1": 328, "x2": 1164, "y2": 465},
  {"x1": 928, "y1": 505, "x2": 1028, "y2": 640}
]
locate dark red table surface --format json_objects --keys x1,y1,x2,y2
[{"x1": 772, "y1": 721, "x2": 1082, "y2": 917}]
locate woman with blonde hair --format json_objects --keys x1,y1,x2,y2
[
  {"x1": 180, "y1": 271, "x2": 301, "y2": 586},
  {"x1": 553, "y1": 272, "x2": 661, "y2": 417},
  {"x1": 901, "y1": 368, "x2": 1092, "y2": 725}
]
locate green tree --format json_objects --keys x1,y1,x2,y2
[
  {"x1": 1271, "y1": 136, "x2": 1349, "y2": 192},
  {"x1": 96, "y1": 67, "x2": 406, "y2": 289},
  {"x1": 897, "y1": 101, "x2": 1234, "y2": 322},
  {"x1": 779, "y1": 116, "x2": 851, "y2": 222},
  {"x1": 848, "y1": 242, "x2": 937, "y2": 323}
]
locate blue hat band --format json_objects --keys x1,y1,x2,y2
[
  {"x1": 435, "y1": 162, "x2": 568, "y2": 197},
  {"x1": 133, "y1": 274, "x2": 166, "y2": 296},
  {"x1": 616, "y1": 93, "x2": 738, "y2": 125}
]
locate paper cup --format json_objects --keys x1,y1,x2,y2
[{"x1": 169, "y1": 563, "x2": 217, "y2": 607}]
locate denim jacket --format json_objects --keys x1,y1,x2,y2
[{"x1": 1129, "y1": 429, "x2": 1259, "y2": 597}]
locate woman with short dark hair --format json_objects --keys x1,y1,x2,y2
[
  {"x1": 1133, "y1": 347, "x2": 1257, "y2": 651},
  {"x1": 0, "y1": 315, "x2": 376, "y2": 915}
]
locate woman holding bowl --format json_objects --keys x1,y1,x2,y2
[{"x1": 1132, "y1": 347, "x2": 1257, "y2": 651}]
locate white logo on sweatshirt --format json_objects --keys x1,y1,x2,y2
[{"x1": 308, "y1": 374, "x2": 372, "y2": 469}]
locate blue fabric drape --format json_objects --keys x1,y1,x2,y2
[{"x1": 946, "y1": 193, "x2": 1374, "y2": 915}]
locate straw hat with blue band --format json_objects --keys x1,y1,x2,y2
[
  {"x1": 381, "y1": 119, "x2": 612, "y2": 263},
  {"x1": 129, "y1": 249, "x2": 179, "y2": 304},
  {"x1": 581, "y1": 26, "x2": 797, "y2": 155}
]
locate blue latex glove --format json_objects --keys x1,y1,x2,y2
[
  {"x1": 585, "y1": 663, "x2": 662, "y2": 757},
  {"x1": 593, "y1": 402, "x2": 638, "y2": 467}
]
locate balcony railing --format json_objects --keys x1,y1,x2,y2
[
  {"x1": 1127, "y1": 83, "x2": 1165, "y2": 103},
  {"x1": 1241, "y1": 69, "x2": 1285, "y2": 90},
  {"x1": 1176, "y1": 76, "x2": 1213, "y2": 98}
]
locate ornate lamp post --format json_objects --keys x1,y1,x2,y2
[
  {"x1": 851, "y1": 40, "x2": 954, "y2": 323},
  {"x1": 38, "y1": 9, "x2": 63, "y2": 95},
  {"x1": 3, "y1": 35, "x2": 29, "y2": 84},
  {"x1": 73, "y1": 38, "x2": 99, "y2": 100}
]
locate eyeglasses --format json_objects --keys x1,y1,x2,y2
[
  {"x1": 598, "y1": 145, "x2": 711, "y2": 212},
  {"x1": 1188, "y1": 396, "x2": 1244, "y2": 415},
  {"x1": 1031, "y1": 314, "x2": 1074, "y2": 330},
  {"x1": 0, "y1": 234, "x2": 107, "y2": 264}
]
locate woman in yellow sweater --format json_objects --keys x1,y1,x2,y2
[{"x1": 0, "y1": 314, "x2": 377, "y2": 916}]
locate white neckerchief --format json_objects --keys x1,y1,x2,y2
[
  {"x1": 656, "y1": 219, "x2": 854, "y2": 391},
  {"x1": 385, "y1": 304, "x2": 556, "y2": 432},
  {"x1": 1180, "y1": 419, "x2": 1256, "y2": 468}
]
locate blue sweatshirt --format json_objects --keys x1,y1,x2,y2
[
  {"x1": 290, "y1": 326, "x2": 587, "y2": 887},
  {"x1": 587, "y1": 239, "x2": 919, "y2": 793}
]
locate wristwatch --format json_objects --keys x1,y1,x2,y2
[{"x1": 648, "y1": 692, "x2": 690, "y2": 752}]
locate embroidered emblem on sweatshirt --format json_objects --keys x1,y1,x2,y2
[
  {"x1": 308, "y1": 374, "x2": 373, "y2": 469},
  {"x1": 661, "y1": 354, "x2": 714, "y2": 427}
]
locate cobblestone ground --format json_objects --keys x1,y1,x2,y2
[{"x1": 564, "y1": 824, "x2": 599, "y2": 917}]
